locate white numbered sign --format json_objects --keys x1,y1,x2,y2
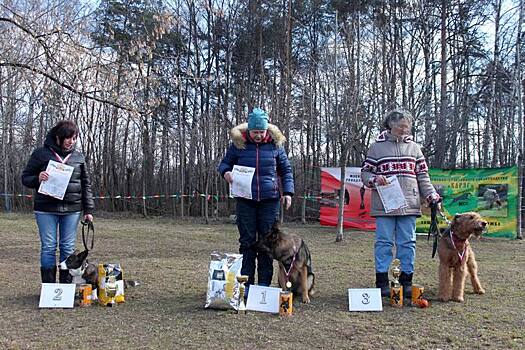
[
  {"x1": 348, "y1": 288, "x2": 383, "y2": 312},
  {"x1": 39, "y1": 283, "x2": 75, "y2": 308},
  {"x1": 246, "y1": 285, "x2": 282, "y2": 313}
]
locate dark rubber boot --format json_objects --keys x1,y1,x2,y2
[
  {"x1": 375, "y1": 272, "x2": 390, "y2": 297},
  {"x1": 399, "y1": 272, "x2": 413, "y2": 299},
  {"x1": 40, "y1": 267, "x2": 57, "y2": 283},
  {"x1": 59, "y1": 269, "x2": 72, "y2": 283}
]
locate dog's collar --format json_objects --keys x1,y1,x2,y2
[
  {"x1": 450, "y1": 230, "x2": 467, "y2": 263},
  {"x1": 451, "y1": 231, "x2": 467, "y2": 242},
  {"x1": 281, "y1": 245, "x2": 297, "y2": 268},
  {"x1": 281, "y1": 243, "x2": 301, "y2": 289},
  {"x1": 60, "y1": 260, "x2": 88, "y2": 277}
]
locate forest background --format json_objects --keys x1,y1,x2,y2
[{"x1": 1, "y1": 0, "x2": 524, "y2": 224}]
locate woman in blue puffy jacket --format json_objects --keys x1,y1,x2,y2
[{"x1": 218, "y1": 108, "x2": 294, "y2": 291}]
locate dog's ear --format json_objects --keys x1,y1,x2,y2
[
  {"x1": 271, "y1": 221, "x2": 280, "y2": 233},
  {"x1": 454, "y1": 213, "x2": 462, "y2": 220},
  {"x1": 77, "y1": 249, "x2": 89, "y2": 263},
  {"x1": 64, "y1": 250, "x2": 80, "y2": 264}
]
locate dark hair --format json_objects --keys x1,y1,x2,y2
[
  {"x1": 50, "y1": 120, "x2": 79, "y2": 144},
  {"x1": 382, "y1": 109, "x2": 413, "y2": 130}
]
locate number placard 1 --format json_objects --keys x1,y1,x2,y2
[
  {"x1": 39, "y1": 283, "x2": 76, "y2": 308},
  {"x1": 246, "y1": 285, "x2": 282, "y2": 313},
  {"x1": 348, "y1": 288, "x2": 383, "y2": 312}
]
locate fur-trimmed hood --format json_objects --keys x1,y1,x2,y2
[{"x1": 230, "y1": 123, "x2": 286, "y2": 149}]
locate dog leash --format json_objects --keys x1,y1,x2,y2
[
  {"x1": 428, "y1": 202, "x2": 440, "y2": 258},
  {"x1": 81, "y1": 220, "x2": 95, "y2": 251},
  {"x1": 428, "y1": 200, "x2": 450, "y2": 258}
]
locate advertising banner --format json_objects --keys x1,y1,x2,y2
[
  {"x1": 320, "y1": 166, "x2": 518, "y2": 238},
  {"x1": 417, "y1": 166, "x2": 518, "y2": 238},
  {"x1": 320, "y1": 167, "x2": 375, "y2": 230}
]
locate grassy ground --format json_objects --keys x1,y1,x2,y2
[{"x1": 0, "y1": 213, "x2": 523, "y2": 349}]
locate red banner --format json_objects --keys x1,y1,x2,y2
[{"x1": 320, "y1": 167, "x2": 375, "y2": 230}]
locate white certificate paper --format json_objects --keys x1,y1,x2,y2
[
  {"x1": 376, "y1": 176, "x2": 408, "y2": 213},
  {"x1": 230, "y1": 165, "x2": 255, "y2": 199},
  {"x1": 38, "y1": 160, "x2": 74, "y2": 200}
]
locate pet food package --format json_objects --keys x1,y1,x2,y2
[
  {"x1": 205, "y1": 252, "x2": 243, "y2": 310},
  {"x1": 98, "y1": 263, "x2": 125, "y2": 306}
]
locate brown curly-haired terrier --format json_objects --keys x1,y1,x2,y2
[{"x1": 438, "y1": 212, "x2": 487, "y2": 302}]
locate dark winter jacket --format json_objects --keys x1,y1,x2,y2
[
  {"x1": 21, "y1": 133, "x2": 95, "y2": 214},
  {"x1": 218, "y1": 123, "x2": 294, "y2": 201}
]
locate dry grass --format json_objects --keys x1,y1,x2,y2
[{"x1": 0, "y1": 213, "x2": 523, "y2": 349}]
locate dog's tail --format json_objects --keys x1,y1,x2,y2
[
  {"x1": 124, "y1": 279, "x2": 141, "y2": 288},
  {"x1": 307, "y1": 274, "x2": 316, "y2": 296},
  {"x1": 303, "y1": 242, "x2": 316, "y2": 296}
]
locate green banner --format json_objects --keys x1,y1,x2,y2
[{"x1": 416, "y1": 166, "x2": 518, "y2": 238}]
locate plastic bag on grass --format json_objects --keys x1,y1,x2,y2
[{"x1": 205, "y1": 252, "x2": 243, "y2": 310}]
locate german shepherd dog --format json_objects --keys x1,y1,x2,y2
[{"x1": 257, "y1": 222, "x2": 315, "y2": 303}]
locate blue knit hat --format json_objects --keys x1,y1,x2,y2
[{"x1": 247, "y1": 108, "x2": 269, "y2": 130}]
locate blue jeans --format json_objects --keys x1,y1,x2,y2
[
  {"x1": 375, "y1": 216, "x2": 417, "y2": 274},
  {"x1": 35, "y1": 212, "x2": 81, "y2": 268},
  {"x1": 236, "y1": 198, "x2": 280, "y2": 287}
]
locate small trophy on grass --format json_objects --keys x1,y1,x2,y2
[
  {"x1": 236, "y1": 275, "x2": 249, "y2": 314},
  {"x1": 389, "y1": 259, "x2": 403, "y2": 307}
]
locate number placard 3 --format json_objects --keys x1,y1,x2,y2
[
  {"x1": 348, "y1": 288, "x2": 383, "y2": 312},
  {"x1": 39, "y1": 283, "x2": 76, "y2": 308}
]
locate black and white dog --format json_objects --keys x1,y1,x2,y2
[{"x1": 59, "y1": 250, "x2": 99, "y2": 288}]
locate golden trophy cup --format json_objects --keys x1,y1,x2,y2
[
  {"x1": 236, "y1": 275, "x2": 249, "y2": 314},
  {"x1": 389, "y1": 259, "x2": 403, "y2": 307}
]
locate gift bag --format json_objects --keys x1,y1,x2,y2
[
  {"x1": 98, "y1": 263, "x2": 125, "y2": 306},
  {"x1": 205, "y1": 252, "x2": 243, "y2": 310}
]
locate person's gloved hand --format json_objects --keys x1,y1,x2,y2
[
  {"x1": 282, "y1": 195, "x2": 292, "y2": 210},
  {"x1": 427, "y1": 192, "x2": 441, "y2": 205}
]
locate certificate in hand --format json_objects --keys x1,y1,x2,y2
[
  {"x1": 38, "y1": 160, "x2": 74, "y2": 200},
  {"x1": 230, "y1": 165, "x2": 255, "y2": 199},
  {"x1": 375, "y1": 176, "x2": 408, "y2": 213}
]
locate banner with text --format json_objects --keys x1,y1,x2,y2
[
  {"x1": 416, "y1": 166, "x2": 518, "y2": 238},
  {"x1": 320, "y1": 167, "x2": 375, "y2": 230},
  {"x1": 320, "y1": 166, "x2": 518, "y2": 238}
]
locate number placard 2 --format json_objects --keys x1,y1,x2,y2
[
  {"x1": 348, "y1": 288, "x2": 383, "y2": 312},
  {"x1": 39, "y1": 283, "x2": 76, "y2": 308},
  {"x1": 246, "y1": 285, "x2": 282, "y2": 313}
]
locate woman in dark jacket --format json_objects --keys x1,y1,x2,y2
[
  {"x1": 22, "y1": 120, "x2": 94, "y2": 283},
  {"x1": 218, "y1": 108, "x2": 294, "y2": 292}
]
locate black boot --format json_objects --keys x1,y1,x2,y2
[
  {"x1": 399, "y1": 272, "x2": 413, "y2": 299},
  {"x1": 59, "y1": 269, "x2": 72, "y2": 283},
  {"x1": 375, "y1": 272, "x2": 390, "y2": 297},
  {"x1": 40, "y1": 267, "x2": 57, "y2": 283}
]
